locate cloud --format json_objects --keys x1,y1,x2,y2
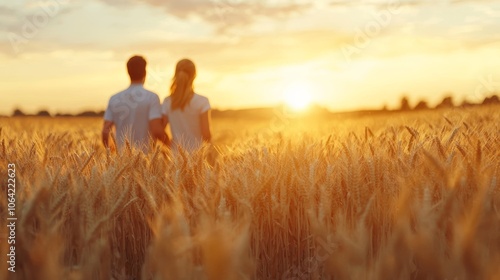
[
  {"x1": 0, "y1": 5, "x2": 19, "y2": 28},
  {"x1": 2, "y1": 0, "x2": 499, "y2": 58},
  {"x1": 0, "y1": 5, "x2": 17, "y2": 15},
  {"x1": 329, "y1": 0, "x2": 500, "y2": 9},
  {"x1": 109, "y1": 29, "x2": 349, "y2": 71},
  {"x1": 97, "y1": 0, "x2": 313, "y2": 31},
  {"x1": 0, "y1": 1, "x2": 76, "y2": 56}
]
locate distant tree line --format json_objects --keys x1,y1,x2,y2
[
  {"x1": 6, "y1": 94, "x2": 499, "y2": 118},
  {"x1": 398, "y1": 94, "x2": 499, "y2": 111},
  {"x1": 11, "y1": 109, "x2": 105, "y2": 118}
]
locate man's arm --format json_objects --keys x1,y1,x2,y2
[
  {"x1": 149, "y1": 95, "x2": 169, "y2": 146},
  {"x1": 102, "y1": 120, "x2": 114, "y2": 148},
  {"x1": 149, "y1": 118, "x2": 170, "y2": 146},
  {"x1": 161, "y1": 115, "x2": 169, "y2": 130},
  {"x1": 200, "y1": 110, "x2": 212, "y2": 143}
]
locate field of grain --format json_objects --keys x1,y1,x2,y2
[{"x1": 0, "y1": 106, "x2": 499, "y2": 280}]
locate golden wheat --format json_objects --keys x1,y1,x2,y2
[{"x1": 0, "y1": 106, "x2": 499, "y2": 280}]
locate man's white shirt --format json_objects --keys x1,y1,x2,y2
[{"x1": 104, "y1": 84, "x2": 162, "y2": 151}]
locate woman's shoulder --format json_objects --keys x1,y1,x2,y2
[
  {"x1": 193, "y1": 93, "x2": 208, "y2": 99},
  {"x1": 193, "y1": 93, "x2": 209, "y2": 103},
  {"x1": 191, "y1": 93, "x2": 208, "y2": 104},
  {"x1": 192, "y1": 93, "x2": 210, "y2": 112}
]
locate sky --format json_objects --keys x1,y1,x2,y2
[{"x1": 1, "y1": 0, "x2": 500, "y2": 114}]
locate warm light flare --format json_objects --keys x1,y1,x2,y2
[{"x1": 283, "y1": 82, "x2": 313, "y2": 112}]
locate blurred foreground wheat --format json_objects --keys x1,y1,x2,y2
[{"x1": 0, "y1": 107, "x2": 499, "y2": 280}]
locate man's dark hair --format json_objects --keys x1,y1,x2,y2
[{"x1": 127, "y1": 55, "x2": 147, "y2": 81}]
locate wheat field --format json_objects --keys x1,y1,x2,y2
[{"x1": 0, "y1": 106, "x2": 499, "y2": 280}]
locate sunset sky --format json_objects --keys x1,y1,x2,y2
[{"x1": 1, "y1": 0, "x2": 500, "y2": 114}]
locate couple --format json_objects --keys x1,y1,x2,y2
[{"x1": 102, "y1": 55, "x2": 212, "y2": 152}]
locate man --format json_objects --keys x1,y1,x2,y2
[{"x1": 102, "y1": 55, "x2": 169, "y2": 152}]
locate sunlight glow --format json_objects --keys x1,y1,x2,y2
[{"x1": 283, "y1": 82, "x2": 313, "y2": 112}]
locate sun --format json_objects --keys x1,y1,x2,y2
[{"x1": 283, "y1": 82, "x2": 313, "y2": 112}]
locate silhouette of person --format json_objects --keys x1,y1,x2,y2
[
  {"x1": 162, "y1": 59, "x2": 212, "y2": 152},
  {"x1": 102, "y1": 55, "x2": 170, "y2": 152}
]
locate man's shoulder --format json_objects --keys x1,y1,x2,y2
[
  {"x1": 142, "y1": 87, "x2": 159, "y2": 96},
  {"x1": 107, "y1": 89, "x2": 127, "y2": 105},
  {"x1": 110, "y1": 88, "x2": 127, "y2": 98},
  {"x1": 129, "y1": 86, "x2": 159, "y2": 98},
  {"x1": 110, "y1": 87, "x2": 159, "y2": 101},
  {"x1": 141, "y1": 88, "x2": 161, "y2": 102}
]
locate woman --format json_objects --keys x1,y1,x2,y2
[{"x1": 162, "y1": 59, "x2": 212, "y2": 152}]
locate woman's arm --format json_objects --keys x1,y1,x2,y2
[{"x1": 200, "y1": 110, "x2": 212, "y2": 143}]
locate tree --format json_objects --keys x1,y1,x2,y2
[
  {"x1": 12, "y1": 108, "x2": 25, "y2": 117},
  {"x1": 55, "y1": 113, "x2": 73, "y2": 117},
  {"x1": 483, "y1": 95, "x2": 499, "y2": 105},
  {"x1": 400, "y1": 96, "x2": 411, "y2": 111},
  {"x1": 414, "y1": 100, "x2": 428, "y2": 110},
  {"x1": 77, "y1": 111, "x2": 99, "y2": 117},
  {"x1": 36, "y1": 110, "x2": 51, "y2": 117},
  {"x1": 436, "y1": 96, "x2": 454, "y2": 109}
]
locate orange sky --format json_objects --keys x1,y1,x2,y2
[{"x1": 1, "y1": 0, "x2": 500, "y2": 114}]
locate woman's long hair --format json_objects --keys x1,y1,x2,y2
[{"x1": 170, "y1": 59, "x2": 196, "y2": 110}]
